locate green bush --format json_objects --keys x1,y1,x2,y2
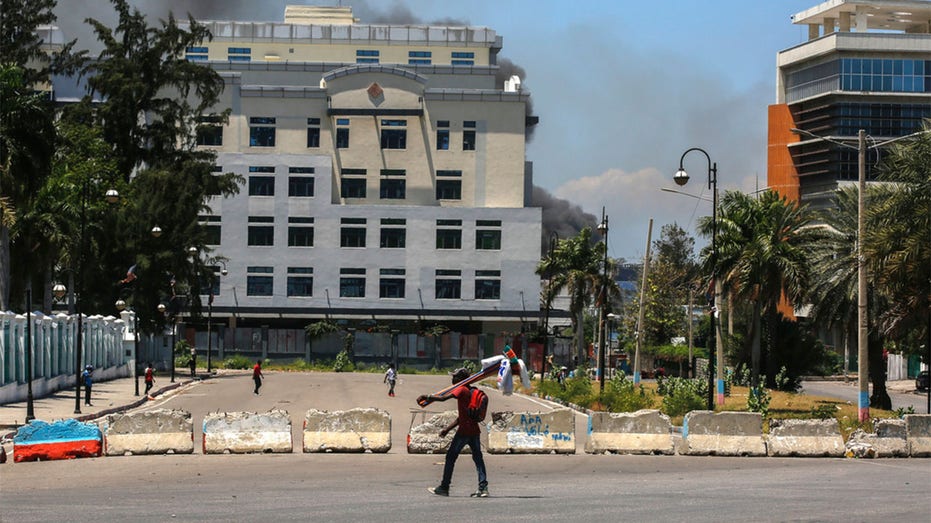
[
  {"x1": 659, "y1": 376, "x2": 706, "y2": 417},
  {"x1": 174, "y1": 340, "x2": 193, "y2": 368},
  {"x1": 747, "y1": 386, "x2": 771, "y2": 417},
  {"x1": 598, "y1": 372, "x2": 653, "y2": 412},
  {"x1": 333, "y1": 349, "x2": 355, "y2": 372},
  {"x1": 221, "y1": 354, "x2": 253, "y2": 370}
]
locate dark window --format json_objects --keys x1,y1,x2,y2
[
  {"x1": 288, "y1": 227, "x2": 313, "y2": 247},
  {"x1": 436, "y1": 229, "x2": 462, "y2": 249},
  {"x1": 436, "y1": 180, "x2": 461, "y2": 200},
  {"x1": 476, "y1": 230, "x2": 501, "y2": 250},
  {"x1": 249, "y1": 117, "x2": 276, "y2": 147},
  {"x1": 463, "y1": 130, "x2": 476, "y2": 150},
  {"x1": 287, "y1": 276, "x2": 313, "y2": 297},
  {"x1": 452, "y1": 52, "x2": 474, "y2": 59},
  {"x1": 288, "y1": 177, "x2": 314, "y2": 197},
  {"x1": 356, "y1": 58, "x2": 379, "y2": 64},
  {"x1": 248, "y1": 176, "x2": 275, "y2": 196},
  {"x1": 436, "y1": 129, "x2": 449, "y2": 150},
  {"x1": 475, "y1": 279, "x2": 501, "y2": 300},
  {"x1": 451, "y1": 60, "x2": 473, "y2": 66},
  {"x1": 307, "y1": 118, "x2": 320, "y2": 147},
  {"x1": 409, "y1": 51, "x2": 432, "y2": 58},
  {"x1": 341, "y1": 178, "x2": 366, "y2": 198},
  {"x1": 341, "y1": 227, "x2": 366, "y2": 248},
  {"x1": 435, "y1": 277, "x2": 461, "y2": 300},
  {"x1": 380, "y1": 179, "x2": 406, "y2": 199},
  {"x1": 380, "y1": 278, "x2": 405, "y2": 298},
  {"x1": 381, "y1": 129, "x2": 407, "y2": 149},
  {"x1": 356, "y1": 50, "x2": 379, "y2": 57},
  {"x1": 249, "y1": 166, "x2": 275, "y2": 173},
  {"x1": 228, "y1": 47, "x2": 251, "y2": 54},
  {"x1": 336, "y1": 128, "x2": 349, "y2": 148},
  {"x1": 380, "y1": 228, "x2": 406, "y2": 248},
  {"x1": 340, "y1": 273, "x2": 366, "y2": 297},
  {"x1": 205, "y1": 225, "x2": 221, "y2": 245},
  {"x1": 246, "y1": 276, "x2": 273, "y2": 296},
  {"x1": 196, "y1": 117, "x2": 223, "y2": 146},
  {"x1": 248, "y1": 226, "x2": 274, "y2": 246},
  {"x1": 187, "y1": 46, "x2": 208, "y2": 53}
]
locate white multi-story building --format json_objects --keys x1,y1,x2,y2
[{"x1": 182, "y1": 6, "x2": 541, "y2": 334}]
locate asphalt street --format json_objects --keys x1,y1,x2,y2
[
  {"x1": 801, "y1": 379, "x2": 930, "y2": 413},
  {"x1": 2, "y1": 371, "x2": 929, "y2": 522}
]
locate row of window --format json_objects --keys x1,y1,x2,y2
[
  {"x1": 185, "y1": 47, "x2": 476, "y2": 66},
  {"x1": 220, "y1": 219, "x2": 502, "y2": 249},
  {"x1": 242, "y1": 267, "x2": 501, "y2": 300},
  {"x1": 786, "y1": 58, "x2": 931, "y2": 102},
  {"x1": 241, "y1": 169, "x2": 461, "y2": 201},
  {"x1": 198, "y1": 117, "x2": 478, "y2": 152}
]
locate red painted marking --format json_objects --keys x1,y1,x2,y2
[{"x1": 14, "y1": 440, "x2": 102, "y2": 462}]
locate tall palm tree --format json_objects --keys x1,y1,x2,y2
[{"x1": 699, "y1": 190, "x2": 821, "y2": 387}]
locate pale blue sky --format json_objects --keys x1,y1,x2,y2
[{"x1": 59, "y1": 0, "x2": 822, "y2": 260}]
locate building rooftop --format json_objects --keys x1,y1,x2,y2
[{"x1": 792, "y1": 0, "x2": 931, "y2": 34}]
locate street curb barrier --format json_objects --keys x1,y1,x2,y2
[
  {"x1": 487, "y1": 408, "x2": 575, "y2": 454},
  {"x1": 203, "y1": 409, "x2": 291, "y2": 454},
  {"x1": 768, "y1": 418, "x2": 845, "y2": 457},
  {"x1": 407, "y1": 411, "x2": 462, "y2": 454},
  {"x1": 905, "y1": 414, "x2": 931, "y2": 457},
  {"x1": 585, "y1": 409, "x2": 674, "y2": 455},
  {"x1": 103, "y1": 409, "x2": 194, "y2": 456},
  {"x1": 845, "y1": 419, "x2": 907, "y2": 458},
  {"x1": 13, "y1": 419, "x2": 102, "y2": 462},
  {"x1": 682, "y1": 411, "x2": 766, "y2": 456},
  {"x1": 303, "y1": 408, "x2": 391, "y2": 453}
]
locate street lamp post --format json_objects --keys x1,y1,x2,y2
[
  {"x1": 674, "y1": 147, "x2": 720, "y2": 410},
  {"x1": 25, "y1": 287, "x2": 35, "y2": 422},
  {"x1": 596, "y1": 207, "x2": 609, "y2": 392},
  {"x1": 541, "y1": 233, "x2": 558, "y2": 383}
]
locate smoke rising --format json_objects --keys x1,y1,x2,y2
[{"x1": 532, "y1": 186, "x2": 598, "y2": 255}]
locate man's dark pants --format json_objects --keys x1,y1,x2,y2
[{"x1": 440, "y1": 432, "x2": 487, "y2": 490}]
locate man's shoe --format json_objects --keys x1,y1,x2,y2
[
  {"x1": 470, "y1": 488, "x2": 489, "y2": 498},
  {"x1": 428, "y1": 486, "x2": 449, "y2": 496}
]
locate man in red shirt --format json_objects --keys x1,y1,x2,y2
[
  {"x1": 418, "y1": 368, "x2": 489, "y2": 498},
  {"x1": 144, "y1": 363, "x2": 155, "y2": 396},
  {"x1": 252, "y1": 360, "x2": 264, "y2": 395}
]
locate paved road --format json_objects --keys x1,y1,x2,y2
[{"x1": 801, "y1": 379, "x2": 931, "y2": 413}]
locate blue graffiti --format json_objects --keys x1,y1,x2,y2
[{"x1": 514, "y1": 414, "x2": 571, "y2": 441}]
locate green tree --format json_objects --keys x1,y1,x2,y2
[
  {"x1": 700, "y1": 190, "x2": 821, "y2": 388},
  {"x1": 642, "y1": 223, "x2": 697, "y2": 347}
]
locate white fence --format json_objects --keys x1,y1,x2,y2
[{"x1": 0, "y1": 311, "x2": 132, "y2": 404}]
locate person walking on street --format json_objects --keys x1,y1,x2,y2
[
  {"x1": 252, "y1": 360, "x2": 264, "y2": 395},
  {"x1": 190, "y1": 346, "x2": 197, "y2": 377},
  {"x1": 82, "y1": 365, "x2": 93, "y2": 406},
  {"x1": 144, "y1": 363, "x2": 155, "y2": 397},
  {"x1": 384, "y1": 363, "x2": 398, "y2": 397},
  {"x1": 417, "y1": 368, "x2": 489, "y2": 498}
]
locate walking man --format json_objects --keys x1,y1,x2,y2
[
  {"x1": 144, "y1": 362, "x2": 155, "y2": 397},
  {"x1": 82, "y1": 365, "x2": 93, "y2": 406},
  {"x1": 190, "y1": 346, "x2": 197, "y2": 377},
  {"x1": 417, "y1": 368, "x2": 489, "y2": 498},
  {"x1": 384, "y1": 363, "x2": 397, "y2": 397},
  {"x1": 252, "y1": 360, "x2": 264, "y2": 395}
]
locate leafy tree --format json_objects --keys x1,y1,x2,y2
[
  {"x1": 699, "y1": 190, "x2": 822, "y2": 388},
  {"x1": 642, "y1": 223, "x2": 697, "y2": 347}
]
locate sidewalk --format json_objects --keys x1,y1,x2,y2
[{"x1": 0, "y1": 374, "x2": 195, "y2": 432}]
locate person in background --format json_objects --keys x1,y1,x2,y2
[
  {"x1": 384, "y1": 363, "x2": 398, "y2": 397},
  {"x1": 82, "y1": 365, "x2": 93, "y2": 406},
  {"x1": 144, "y1": 362, "x2": 156, "y2": 396},
  {"x1": 190, "y1": 346, "x2": 197, "y2": 378},
  {"x1": 252, "y1": 360, "x2": 264, "y2": 395}
]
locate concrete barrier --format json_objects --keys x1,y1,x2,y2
[
  {"x1": 682, "y1": 411, "x2": 766, "y2": 456},
  {"x1": 844, "y1": 419, "x2": 907, "y2": 458},
  {"x1": 203, "y1": 409, "x2": 291, "y2": 454},
  {"x1": 13, "y1": 419, "x2": 102, "y2": 462},
  {"x1": 767, "y1": 418, "x2": 845, "y2": 457},
  {"x1": 303, "y1": 408, "x2": 391, "y2": 453},
  {"x1": 407, "y1": 411, "x2": 461, "y2": 454},
  {"x1": 905, "y1": 414, "x2": 931, "y2": 457},
  {"x1": 103, "y1": 409, "x2": 193, "y2": 456},
  {"x1": 488, "y1": 408, "x2": 575, "y2": 454},
  {"x1": 585, "y1": 409, "x2": 674, "y2": 455}
]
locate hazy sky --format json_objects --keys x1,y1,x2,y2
[{"x1": 55, "y1": 0, "x2": 820, "y2": 260}]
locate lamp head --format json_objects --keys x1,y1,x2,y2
[
  {"x1": 105, "y1": 189, "x2": 120, "y2": 204},
  {"x1": 220, "y1": 268, "x2": 228, "y2": 276},
  {"x1": 188, "y1": 246, "x2": 198, "y2": 256},
  {"x1": 151, "y1": 226, "x2": 162, "y2": 238},
  {"x1": 157, "y1": 303, "x2": 166, "y2": 313},
  {"x1": 53, "y1": 283, "x2": 67, "y2": 300},
  {"x1": 115, "y1": 299, "x2": 126, "y2": 311},
  {"x1": 674, "y1": 169, "x2": 689, "y2": 186}
]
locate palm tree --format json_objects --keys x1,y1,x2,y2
[{"x1": 699, "y1": 190, "x2": 821, "y2": 388}]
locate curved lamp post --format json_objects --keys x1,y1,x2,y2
[
  {"x1": 596, "y1": 207, "x2": 609, "y2": 392},
  {"x1": 674, "y1": 147, "x2": 722, "y2": 410}
]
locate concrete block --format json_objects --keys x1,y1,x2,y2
[
  {"x1": 585, "y1": 409, "x2": 674, "y2": 455},
  {"x1": 303, "y1": 408, "x2": 391, "y2": 453},
  {"x1": 13, "y1": 419, "x2": 102, "y2": 462},
  {"x1": 407, "y1": 411, "x2": 461, "y2": 454},
  {"x1": 682, "y1": 411, "x2": 766, "y2": 456},
  {"x1": 844, "y1": 419, "x2": 907, "y2": 458},
  {"x1": 768, "y1": 418, "x2": 845, "y2": 457},
  {"x1": 203, "y1": 409, "x2": 291, "y2": 454},
  {"x1": 905, "y1": 414, "x2": 931, "y2": 457},
  {"x1": 488, "y1": 408, "x2": 575, "y2": 454},
  {"x1": 103, "y1": 409, "x2": 194, "y2": 456}
]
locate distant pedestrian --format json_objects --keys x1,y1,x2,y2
[
  {"x1": 190, "y1": 347, "x2": 197, "y2": 377},
  {"x1": 252, "y1": 360, "x2": 264, "y2": 395},
  {"x1": 418, "y1": 368, "x2": 489, "y2": 498},
  {"x1": 144, "y1": 362, "x2": 155, "y2": 396},
  {"x1": 384, "y1": 363, "x2": 397, "y2": 397},
  {"x1": 82, "y1": 365, "x2": 93, "y2": 406}
]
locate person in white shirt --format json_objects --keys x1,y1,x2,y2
[{"x1": 384, "y1": 363, "x2": 398, "y2": 397}]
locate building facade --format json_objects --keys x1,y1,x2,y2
[
  {"x1": 768, "y1": 0, "x2": 931, "y2": 210},
  {"x1": 180, "y1": 6, "x2": 541, "y2": 333}
]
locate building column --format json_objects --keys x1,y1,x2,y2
[{"x1": 854, "y1": 7, "x2": 869, "y2": 32}]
